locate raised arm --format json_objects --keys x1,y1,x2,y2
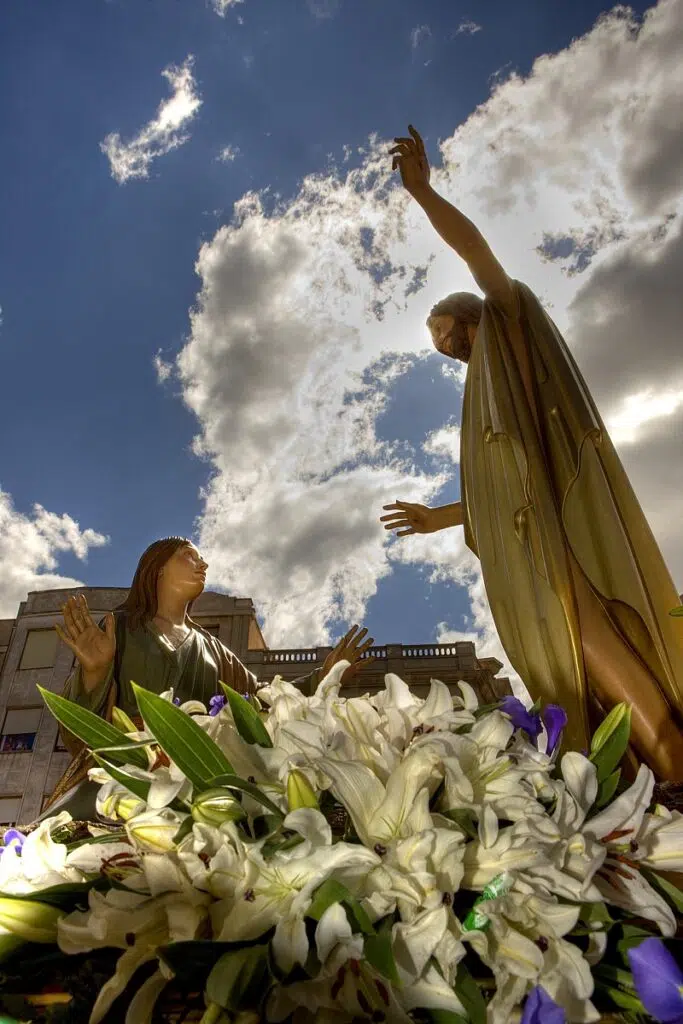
[{"x1": 390, "y1": 126, "x2": 515, "y2": 314}]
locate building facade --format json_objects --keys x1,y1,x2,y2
[{"x1": 0, "y1": 587, "x2": 510, "y2": 826}]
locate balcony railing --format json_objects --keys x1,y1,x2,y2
[{"x1": 248, "y1": 641, "x2": 476, "y2": 665}]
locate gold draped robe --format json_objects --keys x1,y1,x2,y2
[{"x1": 460, "y1": 281, "x2": 683, "y2": 751}]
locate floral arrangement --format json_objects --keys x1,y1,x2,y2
[{"x1": 0, "y1": 665, "x2": 682, "y2": 1024}]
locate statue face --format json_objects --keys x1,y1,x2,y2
[
  {"x1": 428, "y1": 314, "x2": 456, "y2": 353},
  {"x1": 160, "y1": 544, "x2": 208, "y2": 599}
]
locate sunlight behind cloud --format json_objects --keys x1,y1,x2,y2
[
  {"x1": 100, "y1": 56, "x2": 202, "y2": 184},
  {"x1": 606, "y1": 389, "x2": 683, "y2": 444}
]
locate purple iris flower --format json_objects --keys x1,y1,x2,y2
[
  {"x1": 628, "y1": 937, "x2": 683, "y2": 1023},
  {"x1": 500, "y1": 697, "x2": 567, "y2": 755},
  {"x1": 0, "y1": 829, "x2": 26, "y2": 857},
  {"x1": 520, "y1": 986, "x2": 566, "y2": 1024},
  {"x1": 209, "y1": 694, "x2": 227, "y2": 717},
  {"x1": 172, "y1": 697, "x2": 181, "y2": 706},
  {"x1": 541, "y1": 705, "x2": 568, "y2": 756}
]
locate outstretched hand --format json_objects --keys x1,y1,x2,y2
[
  {"x1": 390, "y1": 124, "x2": 431, "y2": 196},
  {"x1": 55, "y1": 594, "x2": 116, "y2": 681},
  {"x1": 321, "y1": 624, "x2": 375, "y2": 685},
  {"x1": 381, "y1": 500, "x2": 437, "y2": 536}
]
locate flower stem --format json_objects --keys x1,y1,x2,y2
[{"x1": 199, "y1": 1003, "x2": 229, "y2": 1024}]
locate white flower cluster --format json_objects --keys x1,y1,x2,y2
[{"x1": 1, "y1": 665, "x2": 682, "y2": 1024}]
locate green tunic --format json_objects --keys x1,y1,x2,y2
[
  {"x1": 64, "y1": 616, "x2": 256, "y2": 716},
  {"x1": 40, "y1": 613, "x2": 317, "y2": 824}
]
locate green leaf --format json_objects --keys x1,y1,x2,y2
[
  {"x1": 575, "y1": 901, "x2": 614, "y2": 935},
  {"x1": 37, "y1": 687, "x2": 148, "y2": 768},
  {"x1": 443, "y1": 809, "x2": 478, "y2": 840},
  {"x1": 307, "y1": 878, "x2": 374, "y2": 936},
  {"x1": 454, "y1": 962, "x2": 486, "y2": 1024},
  {"x1": 642, "y1": 868, "x2": 683, "y2": 913},
  {"x1": 0, "y1": 878, "x2": 108, "y2": 909},
  {"x1": 132, "y1": 683, "x2": 233, "y2": 792},
  {"x1": 596, "y1": 768, "x2": 621, "y2": 808},
  {"x1": 617, "y1": 924, "x2": 656, "y2": 965},
  {"x1": 669, "y1": 605, "x2": 683, "y2": 617},
  {"x1": 92, "y1": 755, "x2": 151, "y2": 803},
  {"x1": 173, "y1": 816, "x2": 195, "y2": 845},
  {"x1": 158, "y1": 940, "x2": 256, "y2": 986},
  {"x1": 593, "y1": 964, "x2": 644, "y2": 1013},
  {"x1": 210, "y1": 774, "x2": 284, "y2": 820},
  {"x1": 205, "y1": 944, "x2": 270, "y2": 1011},
  {"x1": 364, "y1": 918, "x2": 400, "y2": 985},
  {"x1": 220, "y1": 683, "x2": 273, "y2": 747},
  {"x1": 111, "y1": 707, "x2": 138, "y2": 733},
  {"x1": 589, "y1": 703, "x2": 631, "y2": 782}
]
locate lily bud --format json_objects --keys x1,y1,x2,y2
[
  {"x1": 0, "y1": 897, "x2": 63, "y2": 943},
  {"x1": 126, "y1": 809, "x2": 185, "y2": 852},
  {"x1": 286, "y1": 769, "x2": 319, "y2": 811},
  {"x1": 111, "y1": 706, "x2": 138, "y2": 734},
  {"x1": 116, "y1": 795, "x2": 146, "y2": 821},
  {"x1": 192, "y1": 789, "x2": 246, "y2": 827}
]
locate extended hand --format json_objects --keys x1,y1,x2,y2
[
  {"x1": 321, "y1": 624, "x2": 375, "y2": 685},
  {"x1": 55, "y1": 594, "x2": 116, "y2": 681},
  {"x1": 381, "y1": 499, "x2": 459, "y2": 536},
  {"x1": 389, "y1": 124, "x2": 431, "y2": 196}
]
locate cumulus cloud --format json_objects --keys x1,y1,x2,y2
[
  {"x1": 100, "y1": 56, "x2": 202, "y2": 184},
  {"x1": 423, "y1": 423, "x2": 461, "y2": 463},
  {"x1": 169, "y1": 0, "x2": 683, "y2": 661},
  {"x1": 0, "y1": 488, "x2": 109, "y2": 618}
]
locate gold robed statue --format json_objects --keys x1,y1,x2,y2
[
  {"x1": 44, "y1": 536, "x2": 374, "y2": 821},
  {"x1": 382, "y1": 126, "x2": 683, "y2": 782}
]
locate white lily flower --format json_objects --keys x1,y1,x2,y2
[
  {"x1": 582, "y1": 764, "x2": 678, "y2": 935},
  {"x1": 212, "y1": 810, "x2": 379, "y2": 973},
  {"x1": 315, "y1": 901, "x2": 363, "y2": 970},
  {"x1": 0, "y1": 813, "x2": 84, "y2": 894},
  {"x1": 636, "y1": 806, "x2": 683, "y2": 872},
  {"x1": 320, "y1": 748, "x2": 436, "y2": 848}
]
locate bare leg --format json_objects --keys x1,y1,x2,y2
[{"x1": 570, "y1": 559, "x2": 683, "y2": 781}]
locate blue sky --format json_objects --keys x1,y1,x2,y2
[{"x1": 2, "y1": 0, "x2": 681, "y2": 669}]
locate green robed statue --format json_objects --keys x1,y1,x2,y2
[
  {"x1": 43, "y1": 536, "x2": 373, "y2": 819},
  {"x1": 382, "y1": 126, "x2": 683, "y2": 781}
]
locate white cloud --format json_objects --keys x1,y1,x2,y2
[
  {"x1": 153, "y1": 351, "x2": 174, "y2": 383},
  {"x1": 169, "y1": 0, "x2": 683, "y2": 662},
  {"x1": 217, "y1": 144, "x2": 241, "y2": 163},
  {"x1": 211, "y1": 0, "x2": 243, "y2": 16},
  {"x1": 606, "y1": 388, "x2": 683, "y2": 444},
  {"x1": 423, "y1": 423, "x2": 461, "y2": 463},
  {"x1": 100, "y1": 56, "x2": 202, "y2": 184},
  {"x1": 0, "y1": 488, "x2": 109, "y2": 618},
  {"x1": 410, "y1": 24, "x2": 431, "y2": 50},
  {"x1": 456, "y1": 20, "x2": 482, "y2": 35}
]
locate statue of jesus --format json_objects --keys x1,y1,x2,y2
[{"x1": 382, "y1": 126, "x2": 683, "y2": 781}]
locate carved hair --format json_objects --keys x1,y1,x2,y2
[
  {"x1": 117, "y1": 537, "x2": 195, "y2": 631},
  {"x1": 428, "y1": 291, "x2": 483, "y2": 356}
]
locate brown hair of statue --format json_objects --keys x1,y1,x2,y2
[{"x1": 116, "y1": 536, "x2": 194, "y2": 631}]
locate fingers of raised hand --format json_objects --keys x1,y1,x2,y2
[
  {"x1": 408, "y1": 125, "x2": 426, "y2": 153},
  {"x1": 389, "y1": 142, "x2": 414, "y2": 158},
  {"x1": 62, "y1": 600, "x2": 83, "y2": 641},
  {"x1": 77, "y1": 593, "x2": 96, "y2": 629},
  {"x1": 54, "y1": 623, "x2": 77, "y2": 653},
  {"x1": 395, "y1": 527, "x2": 416, "y2": 537}
]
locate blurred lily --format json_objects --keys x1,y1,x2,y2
[
  {"x1": 0, "y1": 896, "x2": 63, "y2": 942},
  {"x1": 628, "y1": 937, "x2": 683, "y2": 1023},
  {"x1": 0, "y1": 812, "x2": 84, "y2": 894}
]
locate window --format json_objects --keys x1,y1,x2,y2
[
  {"x1": 19, "y1": 629, "x2": 59, "y2": 670},
  {"x1": 0, "y1": 797, "x2": 21, "y2": 825},
  {"x1": 0, "y1": 708, "x2": 42, "y2": 753}
]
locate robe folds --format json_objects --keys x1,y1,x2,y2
[{"x1": 460, "y1": 281, "x2": 683, "y2": 751}]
